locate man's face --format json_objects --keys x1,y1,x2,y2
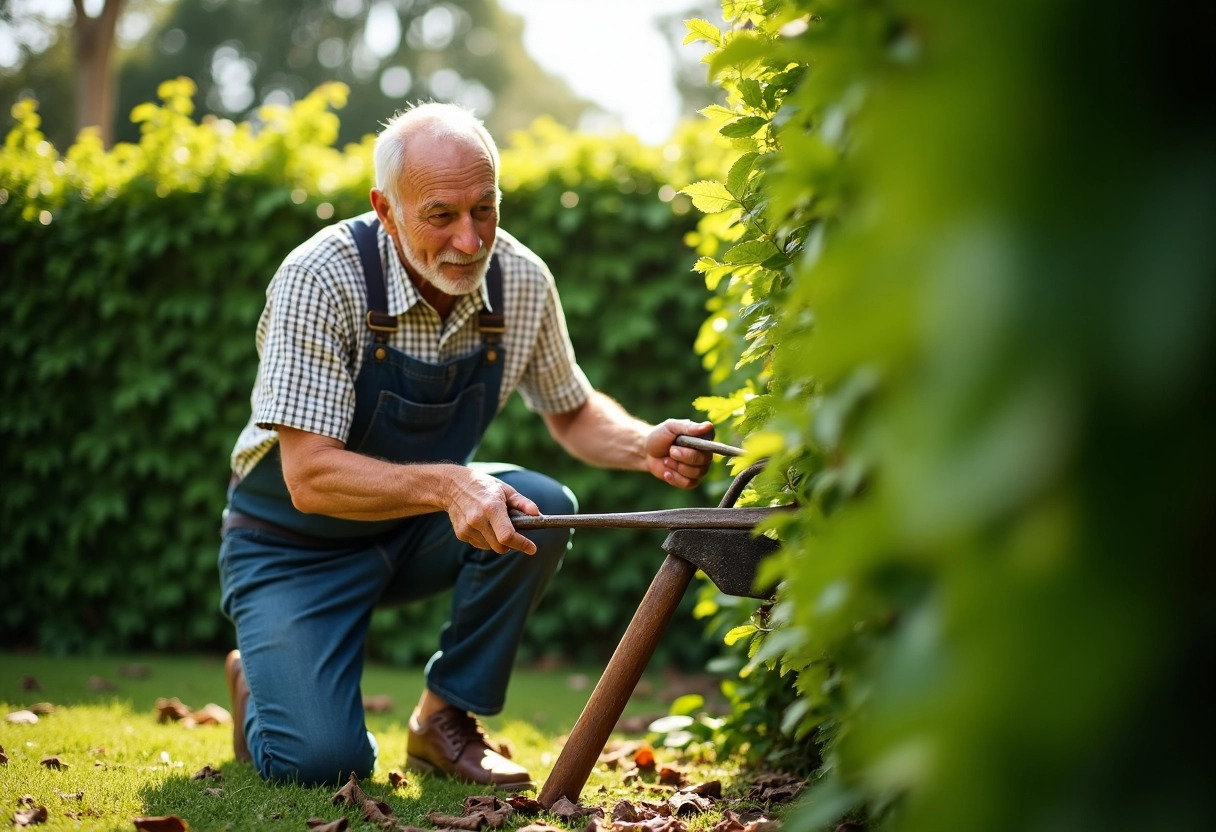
[{"x1": 384, "y1": 134, "x2": 499, "y2": 298}]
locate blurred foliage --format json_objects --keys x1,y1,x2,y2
[
  {"x1": 0, "y1": 77, "x2": 738, "y2": 668},
  {"x1": 0, "y1": 0, "x2": 593, "y2": 150},
  {"x1": 681, "y1": 0, "x2": 1214, "y2": 830}
]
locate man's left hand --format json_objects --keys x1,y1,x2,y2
[{"x1": 645, "y1": 419, "x2": 715, "y2": 489}]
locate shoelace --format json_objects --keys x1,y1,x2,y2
[{"x1": 432, "y1": 709, "x2": 487, "y2": 757}]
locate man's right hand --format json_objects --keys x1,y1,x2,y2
[{"x1": 442, "y1": 469, "x2": 540, "y2": 555}]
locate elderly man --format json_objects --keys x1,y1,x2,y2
[{"x1": 218, "y1": 102, "x2": 714, "y2": 789}]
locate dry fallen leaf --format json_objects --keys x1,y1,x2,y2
[
  {"x1": 190, "y1": 765, "x2": 222, "y2": 780},
  {"x1": 13, "y1": 805, "x2": 48, "y2": 827},
  {"x1": 54, "y1": 789, "x2": 84, "y2": 801},
  {"x1": 668, "y1": 792, "x2": 712, "y2": 817},
  {"x1": 658, "y1": 766, "x2": 687, "y2": 788},
  {"x1": 388, "y1": 769, "x2": 408, "y2": 788},
  {"x1": 1, "y1": 744, "x2": 8, "y2": 765},
  {"x1": 516, "y1": 824, "x2": 566, "y2": 832},
  {"x1": 331, "y1": 771, "x2": 369, "y2": 807},
  {"x1": 6, "y1": 710, "x2": 38, "y2": 725},
  {"x1": 204, "y1": 788, "x2": 223, "y2": 797},
  {"x1": 132, "y1": 815, "x2": 189, "y2": 831},
  {"x1": 190, "y1": 703, "x2": 232, "y2": 725},
  {"x1": 633, "y1": 744, "x2": 656, "y2": 770},
  {"x1": 40, "y1": 755, "x2": 68, "y2": 770},
  {"x1": 89, "y1": 676, "x2": 117, "y2": 692},
  {"x1": 29, "y1": 702, "x2": 55, "y2": 715},
  {"x1": 550, "y1": 797, "x2": 604, "y2": 823},
  {"x1": 746, "y1": 773, "x2": 805, "y2": 805},
  {"x1": 464, "y1": 794, "x2": 513, "y2": 829},
  {"x1": 506, "y1": 795, "x2": 543, "y2": 815},
  {"x1": 306, "y1": 819, "x2": 349, "y2": 832},
  {"x1": 154, "y1": 698, "x2": 192, "y2": 723},
  {"x1": 362, "y1": 694, "x2": 395, "y2": 713},
  {"x1": 706, "y1": 810, "x2": 748, "y2": 832},
  {"x1": 427, "y1": 811, "x2": 483, "y2": 830}
]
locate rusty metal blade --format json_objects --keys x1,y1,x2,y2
[{"x1": 509, "y1": 506, "x2": 782, "y2": 530}]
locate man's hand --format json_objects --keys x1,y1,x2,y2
[
  {"x1": 443, "y1": 468, "x2": 541, "y2": 554},
  {"x1": 645, "y1": 419, "x2": 715, "y2": 489}
]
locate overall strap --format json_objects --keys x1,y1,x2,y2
[
  {"x1": 348, "y1": 216, "x2": 398, "y2": 343},
  {"x1": 478, "y1": 256, "x2": 505, "y2": 364}
]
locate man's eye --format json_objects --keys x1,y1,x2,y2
[
  {"x1": 474, "y1": 206, "x2": 495, "y2": 218},
  {"x1": 428, "y1": 212, "x2": 451, "y2": 223}
]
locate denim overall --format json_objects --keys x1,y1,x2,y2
[{"x1": 218, "y1": 217, "x2": 574, "y2": 784}]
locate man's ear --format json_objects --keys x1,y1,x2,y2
[{"x1": 369, "y1": 189, "x2": 396, "y2": 235}]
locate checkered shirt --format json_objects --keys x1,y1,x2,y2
[{"x1": 230, "y1": 212, "x2": 592, "y2": 478}]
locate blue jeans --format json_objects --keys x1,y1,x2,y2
[{"x1": 218, "y1": 468, "x2": 574, "y2": 784}]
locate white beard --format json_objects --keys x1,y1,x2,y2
[{"x1": 399, "y1": 231, "x2": 493, "y2": 297}]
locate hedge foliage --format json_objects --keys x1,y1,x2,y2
[
  {"x1": 680, "y1": 0, "x2": 1214, "y2": 830},
  {"x1": 0, "y1": 77, "x2": 734, "y2": 667}
]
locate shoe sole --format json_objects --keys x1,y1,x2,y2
[{"x1": 406, "y1": 754, "x2": 535, "y2": 792}]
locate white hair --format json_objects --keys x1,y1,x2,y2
[{"x1": 373, "y1": 102, "x2": 501, "y2": 214}]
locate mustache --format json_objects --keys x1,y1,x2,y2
[{"x1": 437, "y1": 247, "x2": 488, "y2": 266}]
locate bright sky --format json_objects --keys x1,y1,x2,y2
[{"x1": 496, "y1": 0, "x2": 714, "y2": 144}]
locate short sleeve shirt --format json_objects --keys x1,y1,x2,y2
[{"x1": 230, "y1": 213, "x2": 592, "y2": 477}]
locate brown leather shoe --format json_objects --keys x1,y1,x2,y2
[
  {"x1": 407, "y1": 706, "x2": 534, "y2": 791},
  {"x1": 225, "y1": 650, "x2": 251, "y2": 763}
]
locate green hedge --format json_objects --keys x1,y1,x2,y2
[
  {"x1": 680, "y1": 1, "x2": 1214, "y2": 830},
  {"x1": 0, "y1": 78, "x2": 733, "y2": 667}
]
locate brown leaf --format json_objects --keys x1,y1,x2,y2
[
  {"x1": 154, "y1": 698, "x2": 192, "y2": 723},
  {"x1": 427, "y1": 811, "x2": 483, "y2": 830},
  {"x1": 362, "y1": 694, "x2": 395, "y2": 713},
  {"x1": 464, "y1": 795, "x2": 512, "y2": 829},
  {"x1": 190, "y1": 765, "x2": 222, "y2": 780},
  {"x1": 132, "y1": 816, "x2": 189, "y2": 831},
  {"x1": 598, "y1": 740, "x2": 646, "y2": 769},
  {"x1": 306, "y1": 819, "x2": 349, "y2": 832},
  {"x1": 0, "y1": 744, "x2": 7, "y2": 764},
  {"x1": 613, "y1": 800, "x2": 643, "y2": 822},
  {"x1": 89, "y1": 676, "x2": 117, "y2": 692},
  {"x1": 388, "y1": 769, "x2": 408, "y2": 788},
  {"x1": 550, "y1": 797, "x2": 604, "y2": 823},
  {"x1": 190, "y1": 703, "x2": 232, "y2": 725},
  {"x1": 19, "y1": 795, "x2": 36, "y2": 807},
  {"x1": 361, "y1": 797, "x2": 395, "y2": 824},
  {"x1": 668, "y1": 792, "x2": 712, "y2": 817},
  {"x1": 706, "y1": 810, "x2": 747, "y2": 832},
  {"x1": 633, "y1": 744, "x2": 656, "y2": 770},
  {"x1": 680, "y1": 781, "x2": 721, "y2": 799},
  {"x1": 40, "y1": 755, "x2": 68, "y2": 770},
  {"x1": 29, "y1": 702, "x2": 55, "y2": 715},
  {"x1": 12, "y1": 805, "x2": 47, "y2": 827},
  {"x1": 20, "y1": 675, "x2": 40, "y2": 691},
  {"x1": 505, "y1": 795, "x2": 543, "y2": 815},
  {"x1": 119, "y1": 664, "x2": 150, "y2": 678},
  {"x1": 204, "y1": 788, "x2": 223, "y2": 797},
  {"x1": 658, "y1": 766, "x2": 687, "y2": 788},
  {"x1": 6, "y1": 710, "x2": 38, "y2": 725},
  {"x1": 331, "y1": 771, "x2": 368, "y2": 807},
  {"x1": 54, "y1": 789, "x2": 84, "y2": 801},
  {"x1": 746, "y1": 773, "x2": 805, "y2": 805}
]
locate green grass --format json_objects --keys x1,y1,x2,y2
[{"x1": 1, "y1": 653, "x2": 761, "y2": 832}]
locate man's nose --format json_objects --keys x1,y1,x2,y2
[{"x1": 450, "y1": 214, "x2": 482, "y2": 254}]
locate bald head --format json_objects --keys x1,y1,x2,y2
[{"x1": 374, "y1": 103, "x2": 500, "y2": 215}]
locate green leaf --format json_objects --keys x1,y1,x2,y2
[
  {"x1": 670, "y1": 693, "x2": 705, "y2": 716},
  {"x1": 683, "y1": 18, "x2": 723, "y2": 47},
  {"x1": 721, "y1": 116, "x2": 769, "y2": 139},
  {"x1": 682, "y1": 180, "x2": 737, "y2": 214},
  {"x1": 725, "y1": 239, "x2": 782, "y2": 265},
  {"x1": 738, "y1": 79, "x2": 766, "y2": 110},
  {"x1": 726, "y1": 151, "x2": 760, "y2": 198},
  {"x1": 725, "y1": 623, "x2": 758, "y2": 646}
]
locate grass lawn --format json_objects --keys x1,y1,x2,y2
[{"x1": 1, "y1": 652, "x2": 778, "y2": 832}]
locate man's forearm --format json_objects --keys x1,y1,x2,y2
[{"x1": 542, "y1": 392, "x2": 651, "y2": 471}]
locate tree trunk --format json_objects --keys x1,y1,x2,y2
[{"x1": 73, "y1": 0, "x2": 125, "y2": 147}]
